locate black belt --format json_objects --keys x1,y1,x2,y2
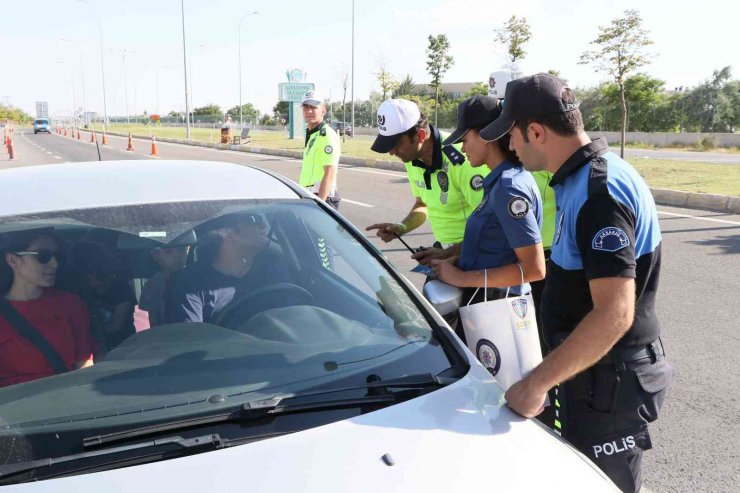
[{"x1": 599, "y1": 339, "x2": 665, "y2": 365}]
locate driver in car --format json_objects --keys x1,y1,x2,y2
[{"x1": 168, "y1": 213, "x2": 289, "y2": 325}]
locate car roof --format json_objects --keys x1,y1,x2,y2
[{"x1": 0, "y1": 160, "x2": 303, "y2": 217}]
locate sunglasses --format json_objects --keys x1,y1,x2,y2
[{"x1": 14, "y1": 249, "x2": 58, "y2": 264}]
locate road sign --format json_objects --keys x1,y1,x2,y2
[
  {"x1": 35, "y1": 101, "x2": 49, "y2": 119},
  {"x1": 278, "y1": 83, "x2": 315, "y2": 102}
]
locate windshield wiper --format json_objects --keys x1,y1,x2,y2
[
  {"x1": 83, "y1": 372, "x2": 457, "y2": 449},
  {"x1": 0, "y1": 433, "x2": 224, "y2": 482}
]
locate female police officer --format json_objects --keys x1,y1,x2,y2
[{"x1": 429, "y1": 96, "x2": 545, "y2": 310}]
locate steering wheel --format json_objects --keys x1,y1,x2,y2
[{"x1": 215, "y1": 283, "x2": 316, "y2": 330}]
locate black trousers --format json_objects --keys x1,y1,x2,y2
[{"x1": 559, "y1": 346, "x2": 674, "y2": 493}]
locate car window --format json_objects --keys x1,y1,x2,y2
[{"x1": 0, "y1": 199, "x2": 456, "y2": 471}]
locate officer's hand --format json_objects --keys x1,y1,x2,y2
[
  {"x1": 504, "y1": 377, "x2": 547, "y2": 418},
  {"x1": 411, "y1": 247, "x2": 446, "y2": 266},
  {"x1": 430, "y1": 258, "x2": 465, "y2": 286},
  {"x1": 366, "y1": 222, "x2": 403, "y2": 243}
]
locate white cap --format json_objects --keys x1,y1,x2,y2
[
  {"x1": 301, "y1": 91, "x2": 324, "y2": 107},
  {"x1": 371, "y1": 99, "x2": 422, "y2": 153}
]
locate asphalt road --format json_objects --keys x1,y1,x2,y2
[
  {"x1": 611, "y1": 146, "x2": 740, "y2": 164},
  {"x1": 5, "y1": 130, "x2": 740, "y2": 492}
]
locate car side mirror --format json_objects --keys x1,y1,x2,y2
[{"x1": 423, "y1": 280, "x2": 463, "y2": 316}]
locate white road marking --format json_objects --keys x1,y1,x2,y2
[
  {"x1": 53, "y1": 155, "x2": 62, "y2": 159},
  {"x1": 46, "y1": 151, "x2": 52, "y2": 155},
  {"x1": 658, "y1": 210, "x2": 740, "y2": 226},
  {"x1": 342, "y1": 198, "x2": 374, "y2": 208}
]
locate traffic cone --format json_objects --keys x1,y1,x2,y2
[
  {"x1": 127, "y1": 132, "x2": 134, "y2": 151},
  {"x1": 77, "y1": 129, "x2": 81, "y2": 140},
  {"x1": 150, "y1": 136, "x2": 158, "y2": 156},
  {"x1": 90, "y1": 130, "x2": 96, "y2": 143},
  {"x1": 64, "y1": 128, "x2": 68, "y2": 137},
  {"x1": 7, "y1": 138, "x2": 14, "y2": 160},
  {"x1": 102, "y1": 131, "x2": 108, "y2": 145}
]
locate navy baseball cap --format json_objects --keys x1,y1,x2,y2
[
  {"x1": 479, "y1": 73, "x2": 580, "y2": 142},
  {"x1": 442, "y1": 96, "x2": 502, "y2": 146}
]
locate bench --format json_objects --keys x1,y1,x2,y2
[{"x1": 232, "y1": 127, "x2": 251, "y2": 145}]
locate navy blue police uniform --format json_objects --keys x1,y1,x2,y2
[{"x1": 542, "y1": 137, "x2": 674, "y2": 493}]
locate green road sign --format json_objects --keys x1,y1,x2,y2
[{"x1": 278, "y1": 83, "x2": 315, "y2": 102}]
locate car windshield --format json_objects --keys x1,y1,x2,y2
[
  {"x1": 0, "y1": 198, "x2": 457, "y2": 472},
  {"x1": 34, "y1": 120, "x2": 48, "y2": 125}
]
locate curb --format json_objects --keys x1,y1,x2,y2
[{"x1": 88, "y1": 130, "x2": 740, "y2": 215}]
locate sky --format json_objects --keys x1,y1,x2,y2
[{"x1": 1, "y1": 0, "x2": 738, "y2": 119}]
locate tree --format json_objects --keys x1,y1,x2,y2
[
  {"x1": 272, "y1": 101, "x2": 289, "y2": 125},
  {"x1": 426, "y1": 34, "x2": 454, "y2": 127},
  {"x1": 374, "y1": 56, "x2": 399, "y2": 101},
  {"x1": 495, "y1": 15, "x2": 532, "y2": 62},
  {"x1": 465, "y1": 82, "x2": 489, "y2": 98},
  {"x1": 393, "y1": 74, "x2": 416, "y2": 98},
  {"x1": 683, "y1": 67, "x2": 739, "y2": 132},
  {"x1": 0, "y1": 105, "x2": 32, "y2": 124},
  {"x1": 580, "y1": 9, "x2": 654, "y2": 157},
  {"x1": 336, "y1": 66, "x2": 350, "y2": 133},
  {"x1": 226, "y1": 103, "x2": 259, "y2": 124},
  {"x1": 192, "y1": 104, "x2": 223, "y2": 116}
]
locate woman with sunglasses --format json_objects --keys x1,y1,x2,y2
[
  {"x1": 428, "y1": 96, "x2": 546, "y2": 327},
  {"x1": 0, "y1": 230, "x2": 94, "y2": 388}
]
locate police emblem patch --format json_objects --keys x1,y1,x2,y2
[
  {"x1": 324, "y1": 145, "x2": 333, "y2": 154},
  {"x1": 437, "y1": 171, "x2": 449, "y2": 192},
  {"x1": 511, "y1": 299, "x2": 528, "y2": 319},
  {"x1": 508, "y1": 196, "x2": 529, "y2": 218},
  {"x1": 470, "y1": 174, "x2": 484, "y2": 191},
  {"x1": 476, "y1": 339, "x2": 501, "y2": 376},
  {"x1": 592, "y1": 227, "x2": 630, "y2": 252}
]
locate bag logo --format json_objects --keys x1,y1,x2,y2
[
  {"x1": 508, "y1": 196, "x2": 529, "y2": 218},
  {"x1": 511, "y1": 299, "x2": 528, "y2": 319},
  {"x1": 476, "y1": 339, "x2": 501, "y2": 376},
  {"x1": 592, "y1": 227, "x2": 630, "y2": 252},
  {"x1": 470, "y1": 174, "x2": 484, "y2": 191}
]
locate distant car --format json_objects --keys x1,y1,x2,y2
[
  {"x1": 0, "y1": 161, "x2": 616, "y2": 491},
  {"x1": 33, "y1": 118, "x2": 51, "y2": 134},
  {"x1": 331, "y1": 121, "x2": 352, "y2": 137}
]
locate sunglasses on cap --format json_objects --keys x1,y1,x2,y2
[{"x1": 14, "y1": 249, "x2": 58, "y2": 264}]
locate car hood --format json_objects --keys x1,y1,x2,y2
[{"x1": 4, "y1": 365, "x2": 616, "y2": 492}]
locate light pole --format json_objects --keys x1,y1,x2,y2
[
  {"x1": 180, "y1": 0, "x2": 191, "y2": 139},
  {"x1": 57, "y1": 61, "x2": 77, "y2": 124},
  {"x1": 189, "y1": 44, "x2": 204, "y2": 117},
  {"x1": 110, "y1": 48, "x2": 133, "y2": 125},
  {"x1": 350, "y1": 0, "x2": 355, "y2": 137},
  {"x1": 238, "y1": 11, "x2": 259, "y2": 128},
  {"x1": 76, "y1": 0, "x2": 108, "y2": 129}
]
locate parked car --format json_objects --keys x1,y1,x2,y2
[
  {"x1": 0, "y1": 161, "x2": 616, "y2": 491},
  {"x1": 33, "y1": 118, "x2": 51, "y2": 134},
  {"x1": 331, "y1": 121, "x2": 352, "y2": 137}
]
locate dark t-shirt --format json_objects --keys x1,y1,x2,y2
[{"x1": 169, "y1": 249, "x2": 290, "y2": 324}]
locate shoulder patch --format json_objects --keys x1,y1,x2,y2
[
  {"x1": 507, "y1": 196, "x2": 530, "y2": 218},
  {"x1": 592, "y1": 227, "x2": 630, "y2": 252},
  {"x1": 442, "y1": 145, "x2": 465, "y2": 165},
  {"x1": 324, "y1": 145, "x2": 333, "y2": 154},
  {"x1": 470, "y1": 174, "x2": 485, "y2": 191}
]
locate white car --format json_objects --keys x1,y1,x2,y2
[{"x1": 0, "y1": 161, "x2": 616, "y2": 492}]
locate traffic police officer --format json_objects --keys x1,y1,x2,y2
[
  {"x1": 486, "y1": 73, "x2": 674, "y2": 493},
  {"x1": 366, "y1": 99, "x2": 488, "y2": 258},
  {"x1": 428, "y1": 96, "x2": 545, "y2": 305},
  {"x1": 300, "y1": 91, "x2": 341, "y2": 209}
]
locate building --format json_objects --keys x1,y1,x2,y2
[{"x1": 410, "y1": 82, "x2": 479, "y2": 99}]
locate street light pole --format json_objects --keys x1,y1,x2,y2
[
  {"x1": 61, "y1": 39, "x2": 88, "y2": 124},
  {"x1": 77, "y1": 0, "x2": 108, "y2": 130},
  {"x1": 238, "y1": 11, "x2": 259, "y2": 128},
  {"x1": 121, "y1": 49, "x2": 130, "y2": 125},
  {"x1": 350, "y1": 0, "x2": 355, "y2": 138},
  {"x1": 180, "y1": 0, "x2": 191, "y2": 139}
]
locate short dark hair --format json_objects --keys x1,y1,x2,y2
[
  {"x1": 402, "y1": 112, "x2": 429, "y2": 140},
  {"x1": 516, "y1": 88, "x2": 583, "y2": 142}
]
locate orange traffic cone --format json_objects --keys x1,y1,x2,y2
[
  {"x1": 77, "y1": 129, "x2": 81, "y2": 140},
  {"x1": 64, "y1": 128, "x2": 68, "y2": 137},
  {"x1": 102, "y1": 131, "x2": 108, "y2": 145},
  {"x1": 7, "y1": 138, "x2": 14, "y2": 160},
  {"x1": 90, "y1": 131, "x2": 96, "y2": 143},
  {"x1": 127, "y1": 132, "x2": 134, "y2": 151},
  {"x1": 150, "y1": 136, "x2": 158, "y2": 156}
]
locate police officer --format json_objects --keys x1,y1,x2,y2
[
  {"x1": 300, "y1": 91, "x2": 341, "y2": 209},
  {"x1": 487, "y1": 73, "x2": 674, "y2": 493},
  {"x1": 428, "y1": 96, "x2": 545, "y2": 305},
  {"x1": 366, "y1": 99, "x2": 487, "y2": 259}
]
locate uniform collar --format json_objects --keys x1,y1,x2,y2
[
  {"x1": 411, "y1": 125, "x2": 443, "y2": 189},
  {"x1": 305, "y1": 121, "x2": 326, "y2": 145},
  {"x1": 550, "y1": 137, "x2": 609, "y2": 186},
  {"x1": 483, "y1": 160, "x2": 517, "y2": 189}
]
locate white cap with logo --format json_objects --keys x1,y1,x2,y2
[
  {"x1": 371, "y1": 99, "x2": 422, "y2": 153},
  {"x1": 300, "y1": 91, "x2": 324, "y2": 107}
]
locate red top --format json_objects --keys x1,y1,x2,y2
[{"x1": 0, "y1": 288, "x2": 94, "y2": 388}]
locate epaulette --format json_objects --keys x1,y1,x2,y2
[
  {"x1": 320, "y1": 126, "x2": 327, "y2": 136},
  {"x1": 442, "y1": 145, "x2": 465, "y2": 165}
]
